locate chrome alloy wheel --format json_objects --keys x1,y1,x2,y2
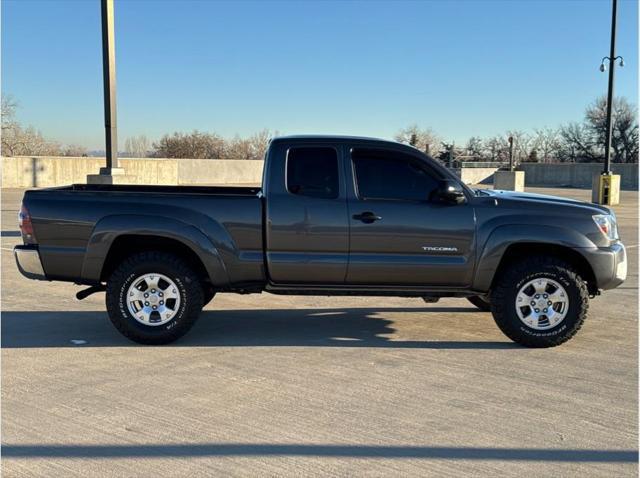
[
  {"x1": 515, "y1": 278, "x2": 569, "y2": 330},
  {"x1": 126, "y1": 273, "x2": 181, "y2": 326}
]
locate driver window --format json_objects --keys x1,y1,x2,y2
[{"x1": 352, "y1": 150, "x2": 439, "y2": 201}]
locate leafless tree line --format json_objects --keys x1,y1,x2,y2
[
  {"x1": 3, "y1": 94, "x2": 637, "y2": 163},
  {"x1": 396, "y1": 96, "x2": 638, "y2": 164},
  {"x1": 1, "y1": 96, "x2": 87, "y2": 157},
  {"x1": 148, "y1": 129, "x2": 273, "y2": 160}
]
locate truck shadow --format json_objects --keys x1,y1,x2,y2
[{"x1": 1, "y1": 308, "x2": 518, "y2": 349}]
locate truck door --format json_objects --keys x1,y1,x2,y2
[
  {"x1": 265, "y1": 144, "x2": 349, "y2": 284},
  {"x1": 345, "y1": 147, "x2": 475, "y2": 287}
]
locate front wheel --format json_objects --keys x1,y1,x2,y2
[
  {"x1": 106, "y1": 251, "x2": 204, "y2": 345},
  {"x1": 490, "y1": 256, "x2": 589, "y2": 348}
]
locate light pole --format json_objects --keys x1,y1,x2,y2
[
  {"x1": 88, "y1": 0, "x2": 129, "y2": 184},
  {"x1": 599, "y1": 0, "x2": 624, "y2": 174},
  {"x1": 101, "y1": 0, "x2": 118, "y2": 173},
  {"x1": 592, "y1": 0, "x2": 624, "y2": 205},
  {"x1": 508, "y1": 136, "x2": 514, "y2": 171}
]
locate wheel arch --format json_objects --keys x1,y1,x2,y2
[
  {"x1": 490, "y1": 243, "x2": 597, "y2": 295},
  {"x1": 80, "y1": 215, "x2": 230, "y2": 287},
  {"x1": 474, "y1": 225, "x2": 598, "y2": 295}
]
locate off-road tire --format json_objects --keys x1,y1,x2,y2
[
  {"x1": 106, "y1": 251, "x2": 204, "y2": 345},
  {"x1": 467, "y1": 295, "x2": 491, "y2": 311},
  {"x1": 491, "y1": 256, "x2": 589, "y2": 348}
]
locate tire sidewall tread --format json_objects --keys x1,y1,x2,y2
[
  {"x1": 491, "y1": 255, "x2": 589, "y2": 348},
  {"x1": 106, "y1": 251, "x2": 204, "y2": 345}
]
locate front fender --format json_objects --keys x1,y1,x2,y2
[
  {"x1": 473, "y1": 224, "x2": 596, "y2": 292},
  {"x1": 80, "y1": 215, "x2": 230, "y2": 286}
]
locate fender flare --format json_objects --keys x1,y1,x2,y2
[
  {"x1": 80, "y1": 214, "x2": 230, "y2": 286},
  {"x1": 473, "y1": 224, "x2": 596, "y2": 292}
]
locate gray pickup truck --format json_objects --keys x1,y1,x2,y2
[{"x1": 15, "y1": 135, "x2": 626, "y2": 346}]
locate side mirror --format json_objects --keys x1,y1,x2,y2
[{"x1": 436, "y1": 179, "x2": 466, "y2": 204}]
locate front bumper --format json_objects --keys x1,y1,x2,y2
[
  {"x1": 583, "y1": 242, "x2": 627, "y2": 291},
  {"x1": 14, "y1": 245, "x2": 47, "y2": 281}
]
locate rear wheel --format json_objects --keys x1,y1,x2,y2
[
  {"x1": 491, "y1": 256, "x2": 588, "y2": 347},
  {"x1": 106, "y1": 251, "x2": 204, "y2": 345},
  {"x1": 467, "y1": 295, "x2": 491, "y2": 311}
]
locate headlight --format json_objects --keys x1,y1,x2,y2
[{"x1": 593, "y1": 214, "x2": 619, "y2": 240}]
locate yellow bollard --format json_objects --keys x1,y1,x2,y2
[{"x1": 592, "y1": 173, "x2": 621, "y2": 206}]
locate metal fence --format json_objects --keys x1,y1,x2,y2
[{"x1": 449, "y1": 161, "x2": 507, "y2": 169}]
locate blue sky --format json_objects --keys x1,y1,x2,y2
[{"x1": 2, "y1": 0, "x2": 638, "y2": 150}]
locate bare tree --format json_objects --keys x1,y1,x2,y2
[
  {"x1": 464, "y1": 136, "x2": 484, "y2": 160},
  {"x1": 247, "y1": 129, "x2": 273, "y2": 160},
  {"x1": 506, "y1": 130, "x2": 532, "y2": 164},
  {"x1": 395, "y1": 124, "x2": 442, "y2": 156},
  {"x1": 584, "y1": 96, "x2": 638, "y2": 163},
  {"x1": 2, "y1": 95, "x2": 63, "y2": 156},
  {"x1": 124, "y1": 135, "x2": 151, "y2": 158},
  {"x1": 225, "y1": 135, "x2": 253, "y2": 159},
  {"x1": 152, "y1": 130, "x2": 226, "y2": 159},
  {"x1": 61, "y1": 144, "x2": 88, "y2": 157},
  {"x1": 224, "y1": 129, "x2": 273, "y2": 160},
  {"x1": 558, "y1": 122, "x2": 598, "y2": 163},
  {"x1": 485, "y1": 136, "x2": 509, "y2": 162},
  {"x1": 530, "y1": 128, "x2": 561, "y2": 163}
]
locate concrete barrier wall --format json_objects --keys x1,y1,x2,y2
[
  {"x1": 2, "y1": 156, "x2": 638, "y2": 190},
  {"x1": 1, "y1": 156, "x2": 262, "y2": 188},
  {"x1": 177, "y1": 159, "x2": 263, "y2": 185},
  {"x1": 519, "y1": 163, "x2": 638, "y2": 190},
  {"x1": 453, "y1": 167, "x2": 499, "y2": 185}
]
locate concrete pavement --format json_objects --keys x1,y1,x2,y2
[{"x1": 1, "y1": 187, "x2": 637, "y2": 476}]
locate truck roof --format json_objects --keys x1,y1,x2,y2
[{"x1": 271, "y1": 134, "x2": 420, "y2": 152}]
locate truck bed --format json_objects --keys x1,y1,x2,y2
[{"x1": 23, "y1": 183, "x2": 266, "y2": 286}]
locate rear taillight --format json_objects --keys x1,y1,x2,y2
[{"x1": 18, "y1": 204, "x2": 36, "y2": 243}]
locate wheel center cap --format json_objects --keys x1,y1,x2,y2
[
  {"x1": 148, "y1": 295, "x2": 159, "y2": 305},
  {"x1": 537, "y1": 299, "x2": 547, "y2": 309}
]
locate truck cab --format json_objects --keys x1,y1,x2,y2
[{"x1": 263, "y1": 136, "x2": 475, "y2": 290}]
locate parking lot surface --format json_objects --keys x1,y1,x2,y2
[{"x1": 2, "y1": 186, "x2": 638, "y2": 477}]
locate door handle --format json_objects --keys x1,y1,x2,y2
[{"x1": 353, "y1": 211, "x2": 382, "y2": 224}]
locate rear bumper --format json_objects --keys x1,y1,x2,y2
[
  {"x1": 14, "y1": 245, "x2": 48, "y2": 281},
  {"x1": 583, "y1": 242, "x2": 627, "y2": 291}
]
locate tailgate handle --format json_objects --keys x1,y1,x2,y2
[{"x1": 353, "y1": 211, "x2": 382, "y2": 224}]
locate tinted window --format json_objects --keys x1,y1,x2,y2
[
  {"x1": 287, "y1": 147, "x2": 339, "y2": 199},
  {"x1": 353, "y1": 152, "x2": 439, "y2": 201}
]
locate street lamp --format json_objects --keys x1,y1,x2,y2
[
  {"x1": 599, "y1": 0, "x2": 624, "y2": 175},
  {"x1": 600, "y1": 56, "x2": 624, "y2": 73},
  {"x1": 592, "y1": 0, "x2": 624, "y2": 206}
]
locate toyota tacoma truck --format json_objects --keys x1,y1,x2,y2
[{"x1": 14, "y1": 135, "x2": 627, "y2": 346}]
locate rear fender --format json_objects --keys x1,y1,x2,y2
[{"x1": 80, "y1": 215, "x2": 230, "y2": 286}]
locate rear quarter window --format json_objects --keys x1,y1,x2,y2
[{"x1": 286, "y1": 147, "x2": 339, "y2": 199}]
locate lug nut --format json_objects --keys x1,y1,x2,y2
[
  {"x1": 534, "y1": 294, "x2": 540, "y2": 299},
  {"x1": 547, "y1": 301, "x2": 552, "y2": 306},
  {"x1": 543, "y1": 294, "x2": 548, "y2": 298},
  {"x1": 535, "y1": 308, "x2": 540, "y2": 313},
  {"x1": 144, "y1": 301, "x2": 149, "y2": 306},
  {"x1": 152, "y1": 305, "x2": 157, "y2": 310},
  {"x1": 159, "y1": 292, "x2": 163, "y2": 297},
  {"x1": 144, "y1": 293, "x2": 149, "y2": 298},
  {"x1": 160, "y1": 301, "x2": 164, "y2": 305},
  {"x1": 544, "y1": 308, "x2": 548, "y2": 313},
  {"x1": 530, "y1": 301, "x2": 535, "y2": 306}
]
